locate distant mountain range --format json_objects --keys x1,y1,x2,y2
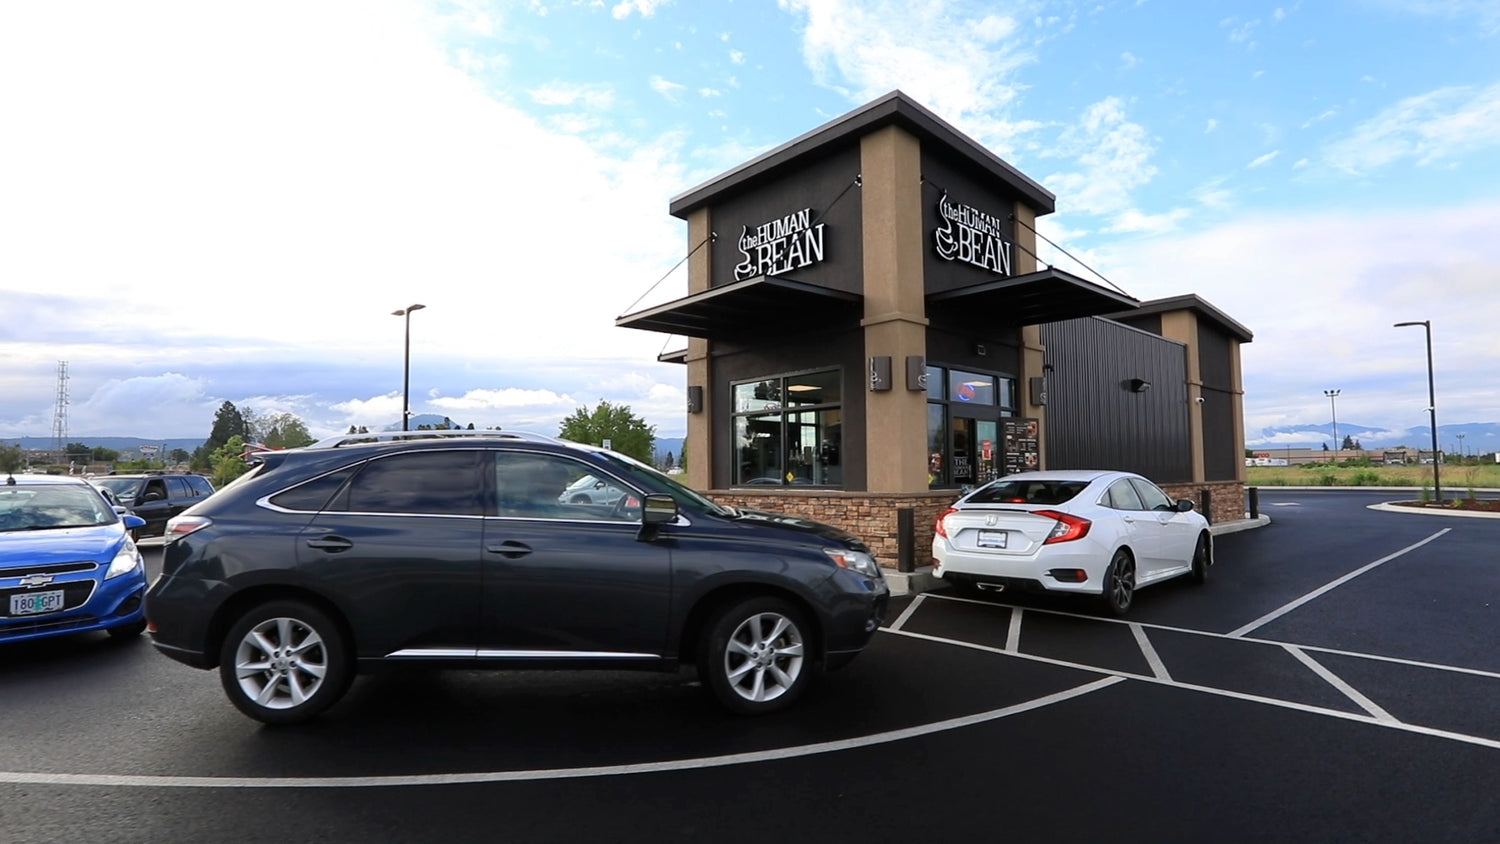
[
  {"x1": 1247, "y1": 421, "x2": 1500, "y2": 454},
  {"x1": 2, "y1": 435, "x2": 205, "y2": 454}
]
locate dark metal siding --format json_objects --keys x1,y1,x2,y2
[
  {"x1": 1040, "y1": 318, "x2": 1193, "y2": 483},
  {"x1": 1197, "y1": 325, "x2": 1238, "y2": 481}
]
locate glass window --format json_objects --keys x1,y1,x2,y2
[
  {"x1": 495, "y1": 453, "x2": 638, "y2": 521},
  {"x1": 732, "y1": 369, "x2": 841, "y2": 487},
  {"x1": 166, "y1": 477, "x2": 191, "y2": 498},
  {"x1": 1130, "y1": 478, "x2": 1176, "y2": 512},
  {"x1": 734, "y1": 380, "x2": 783, "y2": 413},
  {"x1": 1104, "y1": 480, "x2": 1146, "y2": 511},
  {"x1": 187, "y1": 476, "x2": 215, "y2": 496},
  {"x1": 270, "y1": 466, "x2": 359, "y2": 513},
  {"x1": 735, "y1": 414, "x2": 783, "y2": 485},
  {"x1": 927, "y1": 403, "x2": 947, "y2": 488},
  {"x1": 925, "y1": 365, "x2": 945, "y2": 401},
  {"x1": 784, "y1": 370, "x2": 840, "y2": 407},
  {"x1": 142, "y1": 479, "x2": 168, "y2": 501},
  {"x1": 968, "y1": 479, "x2": 1086, "y2": 506},
  {"x1": 947, "y1": 370, "x2": 997, "y2": 405},
  {"x1": 344, "y1": 451, "x2": 484, "y2": 516}
]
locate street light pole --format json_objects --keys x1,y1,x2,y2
[
  {"x1": 1324, "y1": 389, "x2": 1341, "y2": 458},
  {"x1": 1394, "y1": 320, "x2": 1440, "y2": 502},
  {"x1": 392, "y1": 304, "x2": 426, "y2": 432},
  {"x1": 1457, "y1": 432, "x2": 1465, "y2": 463}
]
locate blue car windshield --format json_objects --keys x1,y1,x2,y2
[{"x1": 0, "y1": 485, "x2": 118, "y2": 532}]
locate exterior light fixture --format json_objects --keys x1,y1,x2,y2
[
  {"x1": 1128, "y1": 378, "x2": 1151, "y2": 393},
  {"x1": 393, "y1": 304, "x2": 426, "y2": 432},
  {"x1": 1393, "y1": 320, "x2": 1440, "y2": 502}
]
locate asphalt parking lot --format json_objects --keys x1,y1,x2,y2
[{"x1": 2, "y1": 488, "x2": 1497, "y2": 843}]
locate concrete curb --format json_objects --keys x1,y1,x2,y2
[{"x1": 1365, "y1": 501, "x2": 1500, "y2": 519}]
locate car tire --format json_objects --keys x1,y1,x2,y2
[
  {"x1": 698, "y1": 596, "x2": 813, "y2": 716},
  {"x1": 107, "y1": 618, "x2": 147, "y2": 640},
  {"x1": 218, "y1": 600, "x2": 352, "y2": 726},
  {"x1": 1102, "y1": 549, "x2": 1135, "y2": 617},
  {"x1": 1189, "y1": 533, "x2": 1212, "y2": 584}
]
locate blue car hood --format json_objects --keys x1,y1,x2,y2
[
  {"x1": 1, "y1": 526, "x2": 126, "y2": 566},
  {"x1": 730, "y1": 508, "x2": 869, "y2": 551}
]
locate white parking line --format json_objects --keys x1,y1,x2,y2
[
  {"x1": 1227, "y1": 528, "x2": 1451, "y2": 638},
  {"x1": 885, "y1": 628, "x2": 1500, "y2": 753},
  {"x1": 1131, "y1": 623, "x2": 1172, "y2": 682},
  {"x1": 886, "y1": 593, "x2": 926, "y2": 632},
  {"x1": 1006, "y1": 607, "x2": 1023, "y2": 652},
  {"x1": 917, "y1": 589, "x2": 1500, "y2": 683},
  {"x1": 0, "y1": 675, "x2": 1125, "y2": 789},
  {"x1": 1284, "y1": 645, "x2": 1397, "y2": 723}
]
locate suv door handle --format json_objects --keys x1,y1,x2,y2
[
  {"x1": 486, "y1": 541, "x2": 533, "y2": 559},
  {"x1": 305, "y1": 536, "x2": 354, "y2": 552}
]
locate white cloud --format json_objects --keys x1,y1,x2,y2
[
  {"x1": 430, "y1": 387, "x2": 575, "y2": 410},
  {"x1": 529, "y1": 82, "x2": 615, "y2": 109},
  {"x1": 1246, "y1": 150, "x2": 1280, "y2": 168},
  {"x1": 778, "y1": 0, "x2": 1041, "y2": 148},
  {"x1": 1206, "y1": 118, "x2": 1219, "y2": 133},
  {"x1": 1322, "y1": 82, "x2": 1500, "y2": 174},
  {"x1": 1044, "y1": 98, "x2": 1161, "y2": 227},
  {"x1": 611, "y1": 0, "x2": 672, "y2": 20},
  {"x1": 729, "y1": 49, "x2": 745, "y2": 64},
  {"x1": 1120, "y1": 51, "x2": 1140, "y2": 70},
  {"x1": 649, "y1": 74, "x2": 687, "y2": 100}
]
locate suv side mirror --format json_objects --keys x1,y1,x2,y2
[{"x1": 641, "y1": 494, "x2": 678, "y2": 526}]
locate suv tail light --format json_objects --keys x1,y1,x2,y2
[
  {"x1": 164, "y1": 515, "x2": 212, "y2": 542},
  {"x1": 1033, "y1": 510, "x2": 1091, "y2": 544},
  {"x1": 934, "y1": 507, "x2": 960, "y2": 538}
]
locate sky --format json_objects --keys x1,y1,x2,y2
[{"x1": 2, "y1": 0, "x2": 1498, "y2": 451}]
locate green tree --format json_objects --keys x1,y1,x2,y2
[
  {"x1": 261, "y1": 412, "x2": 316, "y2": 449},
  {"x1": 558, "y1": 400, "x2": 655, "y2": 464},
  {"x1": 65, "y1": 442, "x2": 92, "y2": 460},
  {"x1": 0, "y1": 444, "x2": 23, "y2": 474},
  {"x1": 90, "y1": 446, "x2": 120, "y2": 462},
  {"x1": 209, "y1": 436, "x2": 254, "y2": 487},
  {"x1": 169, "y1": 448, "x2": 190, "y2": 464},
  {"x1": 194, "y1": 401, "x2": 249, "y2": 470}
]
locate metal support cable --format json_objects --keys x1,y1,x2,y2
[{"x1": 619, "y1": 232, "x2": 717, "y2": 317}]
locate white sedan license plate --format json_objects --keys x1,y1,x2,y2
[
  {"x1": 977, "y1": 529, "x2": 1008, "y2": 549},
  {"x1": 10, "y1": 590, "x2": 65, "y2": 616}
]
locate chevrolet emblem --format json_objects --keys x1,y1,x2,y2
[{"x1": 18, "y1": 574, "x2": 56, "y2": 588}]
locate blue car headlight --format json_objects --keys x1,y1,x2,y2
[
  {"x1": 823, "y1": 547, "x2": 882, "y2": 579},
  {"x1": 105, "y1": 539, "x2": 143, "y2": 580}
]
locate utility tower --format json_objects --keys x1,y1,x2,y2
[{"x1": 52, "y1": 361, "x2": 69, "y2": 463}]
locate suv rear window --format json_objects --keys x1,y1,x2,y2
[{"x1": 966, "y1": 479, "x2": 1087, "y2": 506}]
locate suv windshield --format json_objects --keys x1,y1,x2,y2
[{"x1": 966, "y1": 479, "x2": 1088, "y2": 506}]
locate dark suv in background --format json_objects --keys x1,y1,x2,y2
[
  {"x1": 145, "y1": 431, "x2": 888, "y2": 724},
  {"x1": 91, "y1": 472, "x2": 215, "y2": 538}
]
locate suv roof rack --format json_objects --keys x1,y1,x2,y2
[{"x1": 305, "y1": 429, "x2": 566, "y2": 449}]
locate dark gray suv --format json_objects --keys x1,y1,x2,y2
[
  {"x1": 91, "y1": 472, "x2": 215, "y2": 538},
  {"x1": 145, "y1": 431, "x2": 888, "y2": 724}
]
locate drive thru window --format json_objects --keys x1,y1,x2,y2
[{"x1": 731, "y1": 369, "x2": 842, "y2": 487}]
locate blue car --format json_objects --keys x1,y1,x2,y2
[{"x1": 1, "y1": 473, "x2": 149, "y2": 644}]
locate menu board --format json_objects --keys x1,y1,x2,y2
[{"x1": 1002, "y1": 418, "x2": 1040, "y2": 476}]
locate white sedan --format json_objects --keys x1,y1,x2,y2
[{"x1": 931, "y1": 470, "x2": 1212, "y2": 615}]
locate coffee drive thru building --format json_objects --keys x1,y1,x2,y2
[{"x1": 617, "y1": 91, "x2": 1253, "y2": 569}]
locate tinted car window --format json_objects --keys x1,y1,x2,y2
[
  {"x1": 340, "y1": 451, "x2": 484, "y2": 516},
  {"x1": 1129, "y1": 478, "x2": 1175, "y2": 511},
  {"x1": 141, "y1": 479, "x2": 168, "y2": 501},
  {"x1": 268, "y1": 466, "x2": 360, "y2": 512},
  {"x1": 1103, "y1": 480, "x2": 1146, "y2": 510},
  {"x1": 186, "y1": 476, "x2": 215, "y2": 496},
  {"x1": 166, "y1": 477, "x2": 191, "y2": 498},
  {"x1": 495, "y1": 452, "x2": 635, "y2": 521},
  {"x1": 966, "y1": 479, "x2": 1086, "y2": 506}
]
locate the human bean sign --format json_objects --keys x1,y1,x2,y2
[
  {"x1": 933, "y1": 192, "x2": 1013, "y2": 276},
  {"x1": 734, "y1": 207, "x2": 827, "y2": 281}
]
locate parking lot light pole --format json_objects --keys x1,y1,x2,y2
[
  {"x1": 1323, "y1": 389, "x2": 1340, "y2": 458},
  {"x1": 1394, "y1": 320, "x2": 1440, "y2": 502},
  {"x1": 393, "y1": 304, "x2": 426, "y2": 432}
]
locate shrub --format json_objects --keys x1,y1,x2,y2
[{"x1": 1318, "y1": 473, "x2": 1338, "y2": 486}]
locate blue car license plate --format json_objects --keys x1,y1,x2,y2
[{"x1": 10, "y1": 590, "x2": 65, "y2": 616}]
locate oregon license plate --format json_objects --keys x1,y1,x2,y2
[
  {"x1": 977, "y1": 529, "x2": 1008, "y2": 549},
  {"x1": 10, "y1": 590, "x2": 65, "y2": 616}
]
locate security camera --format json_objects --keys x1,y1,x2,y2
[{"x1": 1195, "y1": 396, "x2": 1206, "y2": 404}]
